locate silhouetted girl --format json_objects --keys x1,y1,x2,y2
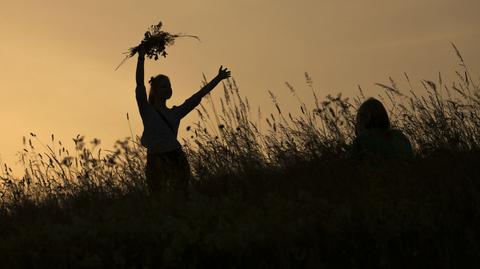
[
  {"x1": 352, "y1": 98, "x2": 413, "y2": 159},
  {"x1": 135, "y1": 47, "x2": 231, "y2": 197}
]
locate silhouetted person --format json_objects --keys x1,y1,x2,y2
[
  {"x1": 135, "y1": 46, "x2": 231, "y2": 198},
  {"x1": 352, "y1": 98, "x2": 413, "y2": 160}
]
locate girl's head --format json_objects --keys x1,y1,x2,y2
[
  {"x1": 355, "y1": 98, "x2": 390, "y2": 135},
  {"x1": 148, "y1": 74, "x2": 172, "y2": 105}
]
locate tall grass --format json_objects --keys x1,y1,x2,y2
[{"x1": 0, "y1": 45, "x2": 479, "y2": 268}]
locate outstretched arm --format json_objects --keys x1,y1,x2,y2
[
  {"x1": 135, "y1": 48, "x2": 148, "y2": 114},
  {"x1": 177, "y1": 66, "x2": 231, "y2": 119},
  {"x1": 196, "y1": 66, "x2": 231, "y2": 100}
]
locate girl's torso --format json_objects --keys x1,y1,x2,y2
[{"x1": 140, "y1": 105, "x2": 184, "y2": 154}]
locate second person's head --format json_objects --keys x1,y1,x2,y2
[
  {"x1": 148, "y1": 74, "x2": 172, "y2": 105},
  {"x1": 355, "y1": 98, "x2": 390, "y2": 135}
]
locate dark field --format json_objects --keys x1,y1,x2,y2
[{"x1": 1, "y1": 48, "x2": 479, "y2": 268}]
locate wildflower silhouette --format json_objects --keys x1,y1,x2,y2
[{"x1": 116, "y1": 21, "x2": 199, "y2": 70}]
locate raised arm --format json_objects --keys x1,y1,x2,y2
[
  {"x1": 135, "y1": 48, "x2": 149, "y2": 114},
  {"x1": 136, "y1": 51, "x2": 145, "y2": 88},
  {"x1": 176, "y1": 66, "x2": 231, "y2": 118}
]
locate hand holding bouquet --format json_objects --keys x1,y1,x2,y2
[{"x1": 116, "y1": 21, "x2": 199, "y2": 70}]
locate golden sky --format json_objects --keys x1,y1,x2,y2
[{"x1": 0, "y1": 0, "x2": 479, "y2": 171}]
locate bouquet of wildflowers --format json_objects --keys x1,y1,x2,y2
[{"x1": 116, "y1": 21, "x2": 199, "y2": 70}]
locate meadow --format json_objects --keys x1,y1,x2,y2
[{"x1": 0, "y1": 46, "x2": 479, "y2": 268}]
